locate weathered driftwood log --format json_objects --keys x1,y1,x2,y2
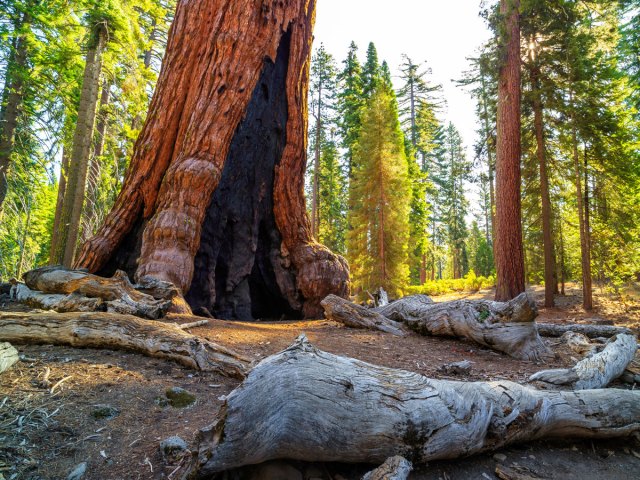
[
  {"x1": 321, "y1": 295, "x2": 407, "y2": 336},
  {"x1": 529, "y1": 333, "x2": 637, "y2": 389},
  {"x1": 21, "y1": 266, "x2": 172, "y2": 319},
  {"x1": 185, "y1": 336, "x2": 640, "y2": 478},
  {"x1": 0, "y1": 342, "x2": 19, "y2": 374},
  {"x1": 537, "y1": 323, "x2": 632, "y2": 338},
  {"x1": 12, "y1": 283, "x2": 103, "y2": 312},
  {"x1": 561, "y1": 331, "x2": 598, "y2": 357},
  {"x1": 0, "y1": 311, "x2": 249, "y2": 378},
  {"x1": 322, "y1": 293, "x2": 549, "y2": 361},
  {"x1": 373, "y1": 294, "x2": 434, "y2": 319},
  {"x1": 362, "y1": 456, "x2": 412, "y2": 480}
]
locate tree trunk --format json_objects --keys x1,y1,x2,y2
[
  {"x1": 536, "y1": 323, "x2": 632, "y2": 338},
  {"x1": 50, "y1": 149, "x2": 71, "y2": 263},
  {"x1": 495, "y1": 0, "x2": 525, "y2": 301},
  {"x1": 312, "y1": 83, "x2": 322, "y2": 238},
  {"x1": 531, "y1": 65, "x2": 555, "y2": 308},
  {"x1": 480, "y1": 68, "x2": 496, "y2": 250},
  {"x1": 0, "y1": 311, "x2": 249, "y2": 378},
  {"x1": 51, "y1": 25, "x2": 108, "y2": 267},
  {"x1": 322, "y1": 293, "x2": 550, "y2": 361},
  {"x1": 571, "y1": 102, "x2": 593, "y2": 310},
  {"x1": 75, "y1": 0, "x2": 348, "y2": 320},
  {"x1": 363, "y1": 457, "x2": 413, "y2": 480},
  {"x1": 0, "y1": 12, "x2": 30, "y2": 213},
  {"x1": 185, "y1": 335, "x2": 640, "y2": 478},
  {"x1": 529, "y1": 333, "x2": 637, "y2": 389},
  {"x1": 82, "y1": 81, "x2": 111, "y2": 242}
]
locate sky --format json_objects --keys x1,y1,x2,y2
[{"x1": 314, "y1": 0, "x2": 493, "y2": 214}]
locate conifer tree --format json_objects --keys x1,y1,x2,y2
[
  {"x1": 347, "y1": 86, "x2": 410, "y2": 298},
  {"x1": 361, "y1": 42, "x2": 381, "y2": 98},
  {"x1": 337, "y1": 41, "x2": 364, "y2": 178}
]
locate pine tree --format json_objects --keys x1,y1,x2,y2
[
  {"x1": 361, "y1": 42, "x2": 381, "y2": 98},
  {"x1": 336, "y1": 41, "x2": 364, "y2": 178},
  {"x1": 347, "y1": 86, "x2": 410, "y2": 298},
  {"x1": 308, "y1": 44, "x2": 339, "y2": 239}
]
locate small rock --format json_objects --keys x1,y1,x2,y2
[
  {"x1": 493, "y1": 453, "x2": 507, "y2": 462},
  {"x1": 66, "y1": 462, "x2": 87, "y2": 480},
  {"x1": 165, "y1": 387, "x2": 196, "y2": 408},
  {"x1": 437, "y1": 360, "x2": 473, "y2": 376},
  {"x1": 91, "y1": 404, "x2": 119, "y2": 420},
  {"x1": 160, "y1": 436, "x2": 188, "y2": 465}
]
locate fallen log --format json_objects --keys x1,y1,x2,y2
[
  {"x1": 0, "y1": 342, "x2": 19, "y2": 374},
  {"x1": 321, "y1": 295, "x2": 407, "y2": 336},
  {"x1": 12, "y1": 283, "x2": 103, "y2": 312},
  {"x1": 21, "y1": 266, "x2": 172, "y2": 319},
  {"x1": 561, "y1": 331, "x2": 598, "y2": 357},
  {"x1": 537, "y1": 323, "x2": 632, "y2": 338},
  {"x1": 529, "y1": 333, "x2": 637, "y2": 389},
  {"x1": 185, "y1": 335, "x2": 640, "y2": 478},
  {"x1": 322, "y1": 293, "x2": 549, "y2": 361},
  {"x1": 362, "y1": 456, "x2": 412, "y2": 480},
  {"x1": 0, "y1": 311, "x2": 249, "y2": 378}
]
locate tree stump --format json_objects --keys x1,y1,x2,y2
[{"x1": 74, "y1": 0, "x2": 348, "y2": 320}]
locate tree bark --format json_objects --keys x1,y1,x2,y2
[
  {"x1": 529, "y1": 333, "x2": 637, "y2": 389},
  {"x1": 20, "y1": 266, "x2": 174, "y2": 319},
  {"x1": 0, "y1": 311, "x2": 249, "y2": 378},
  {"x1": 495, "y1": 0, "x2": 525, "y2": 301},
  {"x1": 362, "y1": 457, "x2": 413, "y2": 480},
  {"x1": 322, "y1": 293, "x2": 550, "y2": 361},
  {"x1": 570, "y1": 92, "x2": 593, "y2": 310},
  {"x1": 0, "y1": 342, "x2": 19, "y2": 374},
  {"x1": 536, "y1": 323, "x2": 632, "y2": 339},
  {"x1": 51, "y1": 25, "x2": 108, "y2": 267},
  {"x1": 50, "y1": 148, "x2": 71, "y2": 263},
  {"x1": 184, "y1": 335, "x2": 640, "y2": 478},
  {"x1": 74, "y1": 0, "x2": 348, "y2": 320},
  {"x1": 0, "y1": 12, "x2": 30, "y2": 213},
  {"x1": 530, "y1": 65, "x2": 555, "y2": 308}
]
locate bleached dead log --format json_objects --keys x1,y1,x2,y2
[
  {"x1": 561, "y1": 331, "x2": 598, "y2": 357},
  {"x1": 0, "y1": 342, "x2": 19, "y2": 374},
  {"x1": 0, "y1": 311, "x2": 249, "y2": 378},
  {"x1": 529, "y1": 333, "x2": 637, "y2": 389},
  {"x1": 373, "y1": 294, "x2": 434, "y2": 319},
  {"x1": 537, "y1": 323, "x2": 632, "y2": 338},
  {"x1": 362, "y1": 456, "x2": 412, "y2": 480},
  {"x1": 322, "y1": 293, "x2": 549, "y2": 361},
  {"x1": 185, "y1": 336, "x2": 640, "y2": 478},
  {"x1": 12, "y1": 283, "x2": 103, "y2": 312},
  {"x1": 321, "y1": 295, "x2": 407, "y2": 336},
  {"x1": 177, "y1": 320, "x2": 210, "y2": 330},
  {"x1": 22, "y1": 266, "x2": 172, "y2": 319}
]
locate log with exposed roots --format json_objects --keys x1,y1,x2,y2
[
  {"x1": 184, "y1": 335, "x2": 640, "y2": 478},
  {"x1": 0, "y1": 311, "x2": 249, "y2": 378},
  {"x1": 322, "y1": 293, "x2": 550, "y2": 361},
  {"x1": 529, "y1": 333, "x2": 637, "y2": 389},
  {"x1": 17, "y1": 266, "x2": 174, "y2": 319}
]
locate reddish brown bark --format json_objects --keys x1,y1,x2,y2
[
  {"x1": 530, "y1": 64, "x2": 555, "y2": 308},
  {"x1": 494, "y1": 0, "x2": 525, "y2": 301},
  {"x1": 75, "y1": 0, "x2": 348, "y2": 320}
]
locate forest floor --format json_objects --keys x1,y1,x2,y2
[{"x1": 1, "y1": 284, "x2": 640, "y2": 480}]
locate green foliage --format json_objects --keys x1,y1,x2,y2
[
  {"x1": 405, "y1": 271, "x2": 496, "y2": 297},
  {"x1": 347, "y1": 86, "x2": 410, "y2": 298}
]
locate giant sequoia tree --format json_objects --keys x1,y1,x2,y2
[{"x1": 74, "y1": 0, "x2": 349, "y2": 320}]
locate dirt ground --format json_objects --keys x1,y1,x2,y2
[{"x1": 1, "y1": 285, "x2": 640, "y2": 480}]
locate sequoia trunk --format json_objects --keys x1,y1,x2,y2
[
  {"x1": 494, "y1": 0, "x2": 525, "y2": 301},
  {"x1": 75, "y1": 0, "x2": 349, "y2": 320}
]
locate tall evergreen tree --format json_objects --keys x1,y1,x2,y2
[
  {"x1": 347, "y1": 86, "x2": 410, "y2": 298},
  {"x1": 361, "y1": 42, "x2": 381, "y2": 98}
]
